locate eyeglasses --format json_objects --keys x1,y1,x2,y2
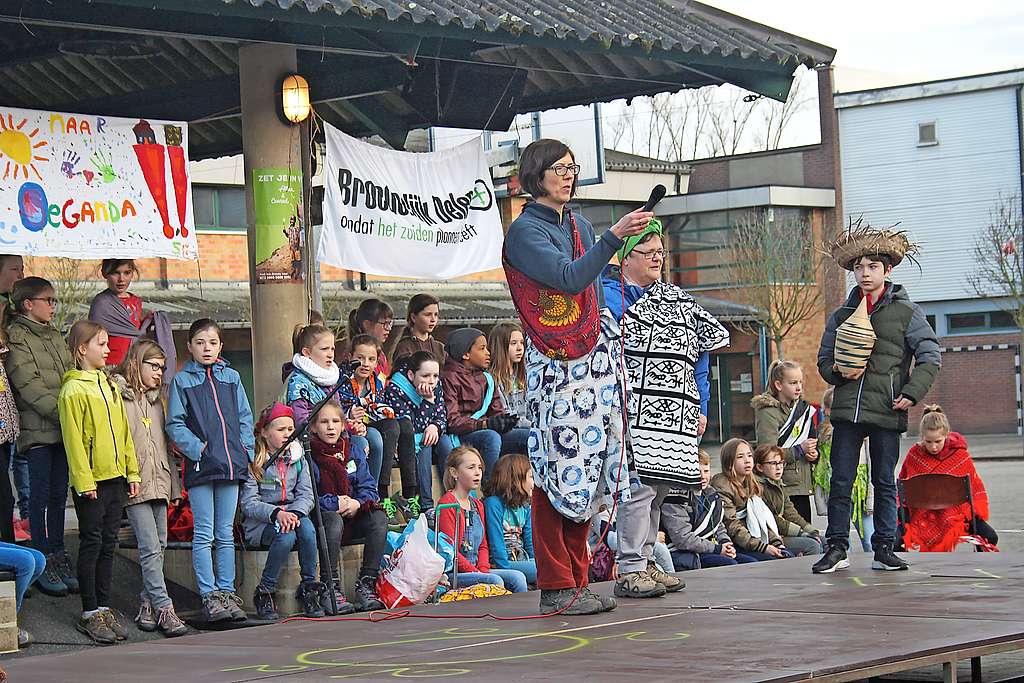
[
  {"x1": 762, "y1": 460, "x2": 785, "y2": 467},
  {"x1": 547, "y1": 164, "x2": 581, "y2": 177},
  {"x1": 631, "y1": 248, "x2": 666, "y2": 261},
  {"x1": 29, "y1": 297, "x2": 58, "y2": 306},
  {"x1": 143, "y1": 360, "x2": 166, "y2": 372},
  {"x1": 376, "y1": 319, "x2": 394, "y2": 330}
]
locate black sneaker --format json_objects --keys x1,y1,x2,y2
[
  {"x1": 297, "y1": 580, "x2": 326, "y2": 618},
  {"x1": 321, "y1": 578, "x2": 356, "y2": 616},
  {"x1": 253, "y1": 586, "x2": 279, "y2": 621},
  {"x1": 37, "y1": 555, "x2": 69, "y2": 597},
  {"x1": 353, "y1": 574, "x2": 385, "y2": 612},
  {"x1": 57, "y1": 551, "x2": 80, "y2": 594},
  {"x1": 538, "y1": 588, "x2": 602, "y2": 616},
  {"x1": 872, "y1": 544, "x2": 910, "y2": 571},
  {"x1": 812, "y1": 545, "x2": 849, "y2": 574}
]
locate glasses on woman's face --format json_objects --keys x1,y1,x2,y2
[
  {"x1": 143, "y1": 360, "x2": 166, "y2": 372},
  {"x1": 631, "y1": 248, "x2": 666, "y2": 262},
  {"x1": 29, "y1": 297, "x2": 58, "y2": 306},
  {"x1": 377, "y1": 319, "x2": 394, "y2": 331},
  {"x1": 762, "y1": 460, "x2": 785, "y2": 468},
  {"x1": 547, "y1": 164, "x2": 581, "y2": 177}
]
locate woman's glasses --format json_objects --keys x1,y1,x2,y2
[
  {"x1": 547, "y1": 164, "x2": 581, "y2": 177},
  {"x1": 377, "y1": 319, "x2": 394, "y2": 331},
  {"x1": 631, "y1": 248, "x2": 666, "y2": 261}
]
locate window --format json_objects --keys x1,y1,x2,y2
[
  {"x1": 193, "y1": 185, "x2": 247, "y2": 231},
  {"x1": 946, "y1": 311, "x2": 1019, "y2": 333},
  {"x1": 917, "y1": 121, "x2": 938, "y2": 146}
]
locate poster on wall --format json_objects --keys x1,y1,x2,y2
[
  {"x1": 319, "y1": 122, "x2": 503, "y2": 279},
  {"x1": 0, "y1": 106, "x2": 199, "y2": 259},
  {"x1": 253, "y1": 168, "x2": 303, "y2": 283}
]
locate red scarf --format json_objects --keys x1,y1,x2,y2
[
  {"x1": 898, "y1": 432, "x2": 989, "y2": 551},
  {"x1": 310, "y1": 435, "x2": 350, "y2": 498},
  {"x1": 503, "y1": 211, "x2": 600, "y2": 360}
]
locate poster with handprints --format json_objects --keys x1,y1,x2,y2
[{"x1": 0, "y1": 106, "x2": 199, "y2": 260}]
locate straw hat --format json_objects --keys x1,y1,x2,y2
[{"x1": 826, "y1": 217, "x2": 920, "y2": 271}]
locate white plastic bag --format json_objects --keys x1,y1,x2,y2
[{"x1": 376, "y1": 515, "x2": 445, "y2": 608}]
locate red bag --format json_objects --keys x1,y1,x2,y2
[
  {"x1": 503, "y1": 212, "x2": 600, "y2": 361},
  {"x1": 167, "y1": 490, "x2": 194, "y2": 542}
]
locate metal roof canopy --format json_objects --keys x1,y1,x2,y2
[{"x1": 0, "y1": 0, "x2": 834, "y2": 159}]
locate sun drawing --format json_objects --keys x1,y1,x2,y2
[{"x1": 0, "y1": 113, "x2": 49, "y2": 181}]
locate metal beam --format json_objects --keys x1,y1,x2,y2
[{"x1": 335, "y1": 98, "x2": 410, "y2": 151}]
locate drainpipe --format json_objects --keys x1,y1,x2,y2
[{"x1": 757, "y1": 323, "x2": 770, "y2": 393}]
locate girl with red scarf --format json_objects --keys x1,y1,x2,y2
[{"x1": 899, "y1": 405, "x2": 997, "y2": 552}]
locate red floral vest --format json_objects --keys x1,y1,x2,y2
[{"x1": 503, "y1": 213, "x2": 600, "y2": 360}]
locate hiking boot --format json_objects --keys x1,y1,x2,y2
[
  {"x1": 222, "y1": 590, "x2": 248, "y2": 621},
  {"x1": 380, "y1": 497, "x2": 404, "y2": 525},
  {"x1": 872, "y1": 544, "x2": 910, "y2": 571},
  {"x1": 581, "y1": 586, "x2": 617, "y2": 613},
  {"x1": 393, "y1": 494, "x2": 421, "y2": 520},
  {"x1": 253, "y1": 586, "x2": 279, "y2": 621},
  {"x1": 102, "y1": 608, "x2": 129, "y2": 640},
  {"x1": 17, "y1": 628, "x2": 33, "y2": 649},
  {"x1": 135, "y1": 597, "x2": 157, "y2": 632},
  {"x1": 202, "y1": 591, "x2": 232, "y2": 623},
  {"x1": 424, "y1": 507, "x2": 437, "y2": 529},
  {"x1": 156, "y1": 605, "x2": 189, "y2": 637},
  {"x1": 37, "y1": 554, "x2": 69, "y2": 597},
  {"x1": 647, "y1": 562, "x2": 684, "y2": 593},
  {"x1": 812, "y1": 545, "x2": 850, "y2": 574},
  {"x1": 57, "y1": 551, "x2": 79, "y2": 593},
  {"x1": 321, "y1": 577, "x2": 356, "y2": 616},
  {"x1": 353, "y1": 574, "x2": 385, "y2": 612},
  {"x1": 297, "y1": 580, "x2": 326, "y2": 618},
  {"x1": 539, "y1": 588, "x2": 602, "y2": 616},
  {"x1": 77, "y1": 612, "x2": 117, "y2": 645},
  {"x1": 614, "y1": 570, "x2": 667, "y2": 599}
]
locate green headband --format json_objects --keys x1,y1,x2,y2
[{"x1": 618, "y1": 217, "x2": 663, "y2": 262}]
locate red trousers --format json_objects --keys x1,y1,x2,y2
[{"x1": 531, "y1": 487, "x2": 591, "y2": 590}]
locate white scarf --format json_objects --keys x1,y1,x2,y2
[
  {"x1": 292, "y1": 353, "x2": 340, "y2": 387},
  {"x1": 744, "y1": 495, "x2": 780, "y2": 545}
]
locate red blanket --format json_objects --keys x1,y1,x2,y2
[{"x1": 899, "y1": 432, "x2": 988, "y2": 552}]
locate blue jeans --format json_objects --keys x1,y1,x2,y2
[
  {"x1": 858, "y1": 514, "x2": 875, "y2": 552},
  {"x1": 453, "y1": 568, "x2": 528, "y2": 593},
  {"x1": 826, "y1": 421, "x2": 900, "y2": 551},
  {"x1": 258, "y1": 516, "x2": 317, "y2": 592},
  {"x1": 737, "y1": 549, "x2": 792, "y2": 561},
  {"x1": 499, "y1": 559, "x2": 537, "y2": 585},
  {"x1": 190, "y1": 480, "x2": 239, "y2": 596},
  {"x1": 0, "y1": 541, "x2": 46, "y2": 612},
  {"x1": 12, "y1": 450, "x2": 30, "y2": 519},
  {"x1": 26, "y1": 444, "x2": 69, "y2": 555},
  {"x1": 416, "y1": 443, "x2": 438, "y2": 511},
  {"x1": 501, "y1": 428, "x2": 530, "y2": 456},
  {"x1": 436, "y1": 430, "x2": 501, "y2": 482}
]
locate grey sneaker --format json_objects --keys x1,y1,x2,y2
[
  {"x1": 222, "y1": 590, "x2": 248, "y2": 621},
  {"x1": 17, "y1": 627, "x2": 33, "y2": 649},
  {"x1": 77, "y1": 612, "x2": 117, "y2": 644},
  {"x1": 156, "y1": 605, "x2": 189, "y2": 637},
  {"x1": 203, "y1": 591, "x2": 232, "y2": 623},
  {"x1": 614, "y1": 570, "x2": 667, "y2": 599},
  {"x1": 353, "y1": 575, "x2": 385, "y2": 612},
  {"x1": 135, "y1": 597, "x2": 157, "y2": 632},
  {"x1": 581, "y1": 586, "x2": 617, "y2": 613},
  {"x1": 647, "y1": 562, "x2": 684, "y2": 593},
  {"x1": 539, "y1": 588, "x2": 602, "y2": 616},
  {"x1": 102, "y1": 608, "x2": 129, "y2": 640}
]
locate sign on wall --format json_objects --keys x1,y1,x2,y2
[
  {"x1": 0, "y1": 106, "x2": 199, "y2": 259},
  {"x1": 319, "y1": 122, "x2": 502, "y2": 279},
  {"x1": 253, "y1": 168, "x2": 303, "y2": 283}
]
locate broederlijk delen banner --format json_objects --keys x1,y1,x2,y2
[
  {"x1": 0, "y1": 106, "x2": 199, "y2": 259},
  {"x1": 319, "y1": 122, "x2": 502, "y2": 279}
]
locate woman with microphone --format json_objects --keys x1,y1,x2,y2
[{"x1": 503, "y1": 139, "x2": 652, "y2": 616}]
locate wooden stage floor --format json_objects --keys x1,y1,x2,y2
[{"x1": 7, "y1": 552, "x2": 1024, "y2": 682}]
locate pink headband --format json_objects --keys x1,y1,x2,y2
[{"x1": 257, "y1": 402, "x2": 294, "y2": 432}]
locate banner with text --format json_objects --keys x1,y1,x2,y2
[
  {"x1": 0, "y1": 106, "x2": 198, "y2": 259},
  {"x1": 319, "y1": 122, "x2": 502, "y2": 278}
]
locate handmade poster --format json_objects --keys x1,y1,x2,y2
[
  {"x1": 319, "y1": 122, "x2": 502, "y2": 278},
  {"x1": 253, "y1": 168, "x2": 303, "y2": 283},
  {"x1": 0, "y1": 106, "x2": 198, "y2": 259}
]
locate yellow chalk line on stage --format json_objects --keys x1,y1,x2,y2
[{"x1": 431, "y1": 611, "x2": 688, "y2": 653}]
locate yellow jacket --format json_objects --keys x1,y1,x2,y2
[{"x1": 58, "y1": 369, "x2": 140, "y2": 495}]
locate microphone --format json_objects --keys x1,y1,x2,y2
[{"x1": 641, "y1": 184, "x2": 667, "y2": 213}]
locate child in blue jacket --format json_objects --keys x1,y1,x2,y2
[
  {"x1": 165, "y1": 318, "x2": 253, "y2": 624},
  {"x1": 483, "y1": 454, "x2": 536, "y2": 585}
]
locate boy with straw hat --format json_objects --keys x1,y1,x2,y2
[{"x1": 813, "y1": 220, "x2": 940, "y2": 574}]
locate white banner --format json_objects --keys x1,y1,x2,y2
[
  {"x1": 319, "y1": 123, "x2": 502, "y2": 278},
  {"x1": 0, "y1": 106, "x2": 198, "y2": 260}
]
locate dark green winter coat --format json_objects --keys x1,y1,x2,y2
[
  {"x1": 6, "y1": 315, "x2": 74, "y2": 451},
  {"x1": 818, "y1": 284, "x2": 940, "y2": 433},
  {"x1": 752, "y1": 393, "x2": 814, "y2": 497}
]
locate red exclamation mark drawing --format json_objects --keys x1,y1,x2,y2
[
  {"x1": 164, "y1": 124, "x2": 189, "y2": 238},
  {"x1": 132, "y1": 120, "x2": 173, "y2": 239}
]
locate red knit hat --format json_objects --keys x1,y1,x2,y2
[{"x1": 256, "y1": 402, "x2": 294, "y2": 432}]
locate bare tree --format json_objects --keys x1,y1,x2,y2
[
  {"x1": 967, "y1": 195, "x2": 1024, "y2": 384},
  {"x1": 757, "y1": 68, "x2": 814, "y2": 151},
  {"x1": 718, "y1": 211, "x2": 822, "y2": 359}
]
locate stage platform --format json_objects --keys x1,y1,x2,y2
[{"x1": 6, "y1": 552, "x2": 1024, "y2": 682}]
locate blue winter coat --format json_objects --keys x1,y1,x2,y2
[{"x1": 166, "y1": 358, "x2": 255, "y2": 488}]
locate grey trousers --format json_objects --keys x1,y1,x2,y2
[
  {"x1": 783, "y1": 535, "x2": 823, "y2": 557},
  {"x1": 125, "y1": 500, "x2": 172, "y2": 609},
  {"x1": 615, "y1": 483, "x2": 670, "y2": 574}
]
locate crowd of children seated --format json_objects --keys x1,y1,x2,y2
[{"x1": 0, "y1": 253, "x2": 996, "y2": 650}]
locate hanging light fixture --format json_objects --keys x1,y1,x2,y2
[{"x1": 281, "y1": 74, "x2": 311, "y2": 124}]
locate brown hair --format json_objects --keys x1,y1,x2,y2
[
  {"x1": 443, "y1": 445, "x2": 484, "y2": 492},
  {"x1": 698, "y1": 449, "x2": 711, "y2": 467},
  {"x1": 251, "y1": 403, "x2": 296, "y2": 481},
  {"x1": 483, "y1": 453, "x2": 531, "y2": 509},
  {"x1": 518, "y1": 139, "x2": 577, "y2": 200},
  {"x1": 766, "y1": 359, "x2": 802, "y2": 400},
  {"x1": 292, "y1": 312, "x2": 327, "y2": 352},
  {"x1": 67, "y1": 320, "x2": 108, "y2": 369},
  {"x1": 188, "y1": 318, "x2": 222, "y2": 342},
  {"x1": 719, "y1": 437, "x2": 761, "y2": 500},
  {"x1": 753, "y1": 444, "x2": 785, "y2": 469},
  {"x1": 349, "y1": 333, "x2": 382, "y2": 357},
  {"x1": 348, "y1": 298, "x2": 393, "y2": 340},
  {"x1": 118, "y1": 339, "x2": 166, "y2": 392},
  {"x1": 919, "y1": 404, "x2": 951, "y2": 435},
  {"x1": 488, "y1": 321, "x2": 526, "y2": 395},
  {"x1": 100, "y1": 259, "x2": 139, "y2": 279},
  {"x1": 294, "y1": 324, "x2": 334, "y2": 356}
]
